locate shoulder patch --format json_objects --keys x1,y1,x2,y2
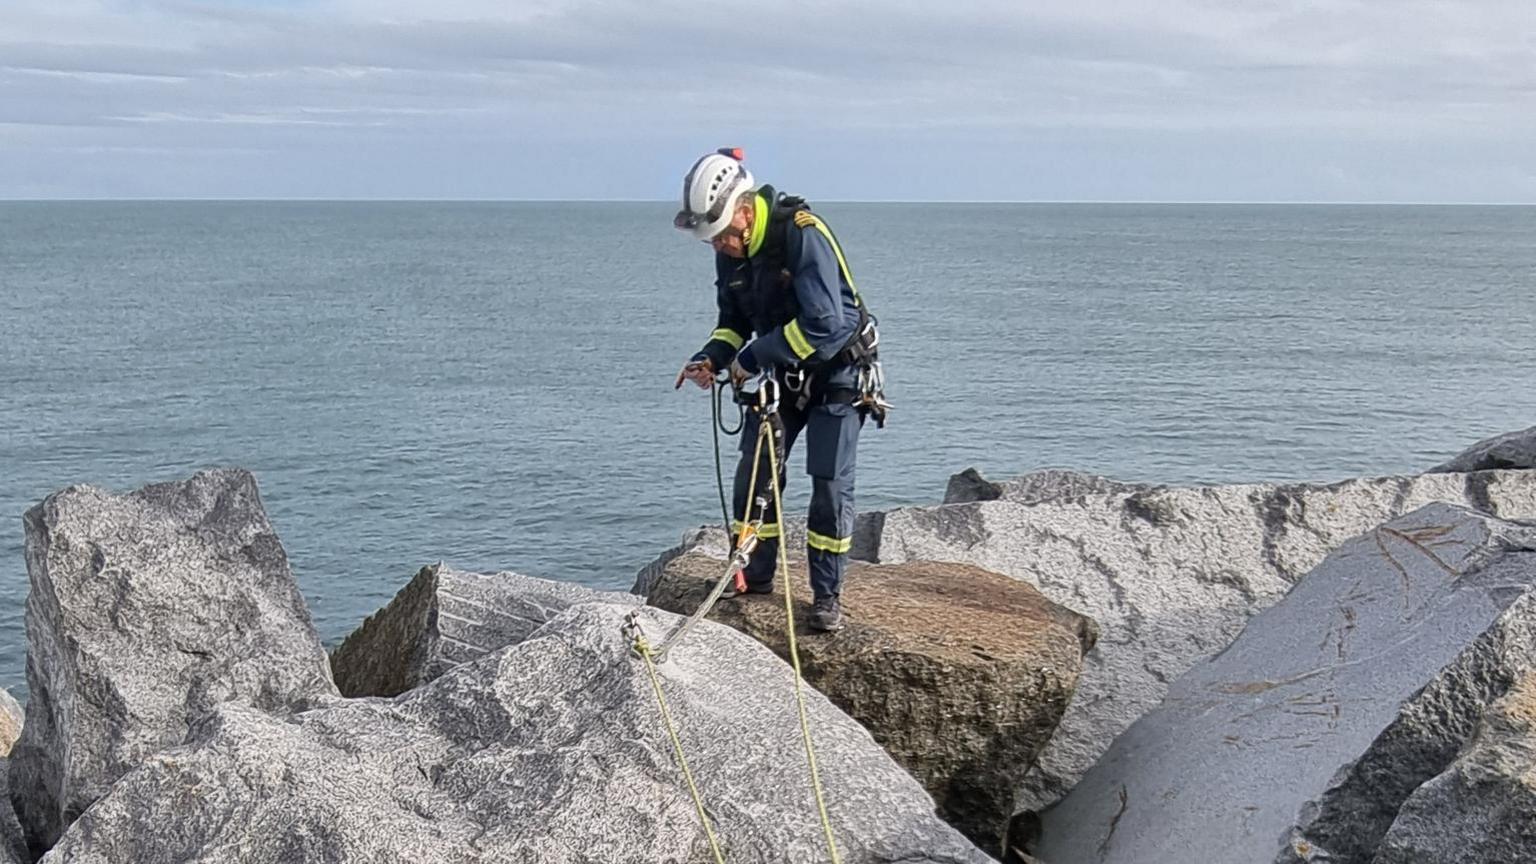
[{"x1": 793, "y1": 211, "x2": 818, "y2": 229}]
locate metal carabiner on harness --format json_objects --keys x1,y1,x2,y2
[
  {"x1": 734, "y1": 372, "x2": 781, "y2": 417},
  {"x1": 781, "y1": 367, "x2": 808, "y2": 394}
]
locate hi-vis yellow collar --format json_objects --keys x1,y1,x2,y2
[{"x1": 745, "y1": 192, "x2": 769, "y2": 258}]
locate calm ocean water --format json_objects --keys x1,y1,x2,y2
[{"x1": 2, "y1": 202, "x2": 1535, "y2": 693}]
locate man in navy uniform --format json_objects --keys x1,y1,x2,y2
[{"x1": 673, "y1": 148, "x2": 875, "y2": 632}]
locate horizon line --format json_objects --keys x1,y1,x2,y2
[{"x1": 4, "y1": 197, "x2": 1536, "y2": 206}]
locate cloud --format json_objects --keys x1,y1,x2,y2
[{"x1": 1, "y1": 0, "x2": 1533, "y2": 199}]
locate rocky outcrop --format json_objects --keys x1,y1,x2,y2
[
  {"x1": 866, "y1": 467, "x2": 1536, "y2": 810},
  {"x1": 11, "y1": 469, "x2": 339, "y2": 854},
  {"x1": 0, "y1": 762, "x2": 25, "y2": 864},
  {"x1": 331, "y1": 563, "x2": 638, "y2": 697},
  {"x1": 1431, "y1": 424, "x2": 1536, "y2": 472},
  {"x1": 0, "y1": 691, "x2": 21, "y2": 758},
  {"x1": 644, "y1": 549, "x2": 1094, "y2": 858},
  {"x1": 943, "y1": 469, "x2": 1143, "y2": 506},
  {"x1": 1372, "y1": 670, "x2": 1536, "y2": 864},
  {"x1": 42, "y1": 602, "x2": 994, "y2": 864},
  {"x1": 1032, "y1": 504, "x2": 1536, "y2": 864}
]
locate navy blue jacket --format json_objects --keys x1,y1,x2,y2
[{"x1": 694, "y1": 188, "x2": 863, "y2": 387}]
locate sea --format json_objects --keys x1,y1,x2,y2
[{"x1": 2, "y1": 201, "x2": 1535, "y2": 693}]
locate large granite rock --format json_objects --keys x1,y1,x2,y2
[
  {"x1": 633, "y1": 514, "x2": 888, "y2": 598},
  {"x1": 42, "y1": 602, "x2": 994, "y2": 864},
  {"x1": 1033, "y1": 504, "x2": 1536, "y2": 864},
  {"x1": 11, "y1": 469, "x2": 339, "y2": 854},
  {"x1": 0, "y1": 691, "x2": 21, "y2": 758},
  {"x1": 1372, "y1": 670, "x2": 1536, "y2": 864},
  {"x1": 1431, "y1": 424, "x2": 1536, "y2": 473},
  {"x1": 943, "y1": 469, "x2": 1140, "y2": 506},
  {"x1": 644, "y1": 549, "x2": 1095, "y2": 858},
  {"x1": 0, "y1": 762, "x2": 25, "y2": 864},
  {"x1": 331, "y1": 563, "x2": 639, "y2": 697},
  {"x1": 867, "y1": 467, "x2": 1536, "y2": 810}
]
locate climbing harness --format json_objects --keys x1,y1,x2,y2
[{"x1": 621, "y1": 371, "x2": 843, "y2": 863}]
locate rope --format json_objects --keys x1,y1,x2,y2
[
  {"x1": 629, "y1": 389, "x2": 842, "y2": 864},
  {"x1": 654, "y1": 420, "x2": 767, "y2": 663},
  {"x1": 763, "y1": 416, "x2": 844, "y2": 864},
  {"x1": 651, "y1": 554, "x2": 747, "y2": 664},
  {"x1": 633, "y1": 632, "x2": 728, "y2": 864},
  {"x1": 710, "y1": 379, "x2": 737, "y2": 540}
]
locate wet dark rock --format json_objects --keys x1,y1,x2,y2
[{"x1": 1431, "y1": 424, "x2": 1536, "y2": 473}]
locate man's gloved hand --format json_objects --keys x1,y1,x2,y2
[
  {"x1": 674, "y1": 356, "x2": 714, "y2": 390},
  {"x1": 728, "y1": 343, "x2": 759, "y2": 388}
]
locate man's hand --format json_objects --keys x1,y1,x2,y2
[
  {"x1": 727, "y1": 357, "x2": 752, "y2": 389},
  {"x1": 674, "y1": 358, "x2": 714, "y2": 390},
  {"x1": 727, "y1": 342, "x2": 761, "y2": 389}
]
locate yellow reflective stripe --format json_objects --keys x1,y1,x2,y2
[
  {"x1": 784, "y1": 319, "x2": 816, "y2": 361},
  {"x1": 806, "y1": 531, "x2": 852, "y2": 554},
  {"x1": 746, "y1": 193, "x2": 769, "y2": 258},
  {"x1": 794, "y1": 212, "x2": 862, "y2": 306},
  {"x1": 709, "y1": 328, "x2": 745, "y2": 351},
  {"x1": 732, "y1": 520, "x2": 781, "y2": 540}
]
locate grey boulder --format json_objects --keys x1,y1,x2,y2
[
  {"x1": 645, "y1": 549, "x2": 1095, "y2": 858},
  {"x1": 1372, "y1": 671, "x2": 1536, "y2": 864},
  {"x1": 632, "y1": 516, "x2": 886, "y2": 598},
  {"x1": 867, "y1": 467, "x2": 1536, "y2": 810},
  {"x1": 1033, "y1": 503, "x2": 1536, "y2": 864},
  {"x1": 43, "y1": 602, "x2": 994, "y2": 864},
  {"x1": 0, "y1": 690, "x2": 21, "y2": 758},
  {"x1": 0, "y1": 762, "x2": 25, "y2": 864},
  {"x1": 1431, "y1": 424, "x2": 1536, "y2": 473},
  {"x1": 331, "y1": 563, "x2": 638, "y2": 697},
  {"x1": 11, "y1": 469, "x2": 338, "y2": 853}
]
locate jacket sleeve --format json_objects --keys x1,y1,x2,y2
[
  {"x1": 749, "y1": 217, "x2": 856, "y2": 368},
  {"x1": 694, "y1": 255, "x2": 752, "y2": 371}
]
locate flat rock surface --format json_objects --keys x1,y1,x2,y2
[
  {"x1": 1034, "y1": 503, "x2": 1536, "y2": 864},
  {"x1": 331, "y1": 563, "x2": 638, "y2": 697},
  {"x1": 646, "y1": 550, "x2": 1094, "y2": 857},
  {"x1": 10, "y1": 469, "x2": 338, "y2": 853},
  {"x1": 42, "y1": 602, "x2": 995, "y2": 864},
  {"x1": 868, "y1": 467, "x2": 1536, "y2": 810}
]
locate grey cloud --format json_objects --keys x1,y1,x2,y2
[{"x1": 1, "y1": 0, "x2": 1533, "y2": 199}]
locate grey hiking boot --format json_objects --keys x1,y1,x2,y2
[{"x1": 809, "y1": 595, "x2": 843, "y2": 632}]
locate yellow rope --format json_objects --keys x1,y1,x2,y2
[
  {"x1": 738, "y1": 419, "x2": 767, "y2": 547},
  {"x1": 763, "y1": 419, "x2": 844, "y2": 864},
  {"x1": 628, "y1": 406, "x2": 841, "y2": 864},
  {"x1": 633, "y1": 634, "x2": 728, "y2": 864}
]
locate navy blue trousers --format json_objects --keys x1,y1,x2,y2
[{"x1": 732, "y1": 399, "x2": 863, "y2": 599}]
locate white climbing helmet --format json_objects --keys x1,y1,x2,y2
[{"x1": 674, "y1": 148, "x2": 755, "y2": 241}]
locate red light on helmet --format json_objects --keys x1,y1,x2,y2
[{"x1": 718, "y1": 147, "x2": 745, "y2": 161}]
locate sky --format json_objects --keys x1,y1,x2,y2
[{"x1": 2, "y1": 0, "x2": 1534, "y2": 202}]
